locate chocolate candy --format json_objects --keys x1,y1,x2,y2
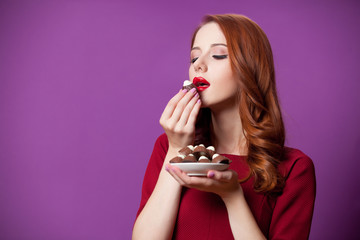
[
  {"x1": 183, "y1": 154, "x2": 197, "y2": 162},
  {"x1": 206, "y1": 146, "x2": 216, "y2": 158},
  {"x1": 193, "y1": 144, "x2": 208, "y2": 158},
  {"x1": 179, "y1": 145, "x2": 194, "y2": 156},
  {"x1": 182, "y1": 80, "x2": 197, "y2": 91},
  {"x1": 212, "y1": 154, "x2": 231, "y2": 164},
  {"x1": 198, "y1": 156, "x2": 211, "y2": 163},
  {"x1": 169, "y1": 156, "x2": 184, "y2": 163},
  {"x1": 169, "y1": 144, "x2": 231, "y2": 164}
]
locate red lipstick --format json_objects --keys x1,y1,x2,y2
[{"x1": 193, "y1": 77, "x2": 210, "y2": 92}]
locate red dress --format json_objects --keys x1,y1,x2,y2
[{"x1": 135, "y1": 134, "x2": 316, "y2": 240}]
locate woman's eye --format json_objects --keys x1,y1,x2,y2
[
  {"x1": 212, "y1": 55, "x2": 228, "y2": 60},
  {"x1": 191, "y1": 57, "x2": 199, "y2": 63}
]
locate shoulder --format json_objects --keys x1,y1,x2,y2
[{"x1": 278, "y1": 147, "x2": 315, "y2": 180}]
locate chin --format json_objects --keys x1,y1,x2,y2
[
  {"x1": 198, "y1": 95, "x2": 210, "y2": 108},
  {"x1": 200, "y1": 103, "x2": 209, "y2": 109},
  {"x1": 199, "y1": 99, "x2": 214, "y2": 109},
  {"x1": 203, "y1": 96, "x2": 238, "y2": 112}
]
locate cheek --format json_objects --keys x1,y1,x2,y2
[
  {"x1": 213, "y1": 59, "x2": 232, "y2": 75},
  {"x1": 220, "y1": 63, "x2": 234, "y2": 78},
  {"x1": 217, "y1": 67, "x2": 239, "y2": 92},
  {"x1": 215, "y1": 64, "x2": 236, "y2": 84}
]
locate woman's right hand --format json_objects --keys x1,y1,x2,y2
[
  {"x1": 133, "y1": 88, "x2": 200, "y2": 240},
  {"x1": 159, "y1": 87, "x2": 201, "y2": 152}
]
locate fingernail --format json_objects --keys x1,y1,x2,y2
[
  {"x1": 194, "y1": 93, "x2": 199, "y2": 98},
  {"x1": 190, "y1": 88, "x2": 196, "y2": 94},
  {"x1": 208, "y1": 171, "x2": 215, "y2": 178},
  {"x1": 197, "y1": 99, "x2": 201, "y2": 104},
  {"x1": 182, "y1": 89, "x2": 188, "y2": 93}
]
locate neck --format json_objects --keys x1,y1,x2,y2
[{"x1": 210, "y1": 105, "x2": 247, "y2": 155}]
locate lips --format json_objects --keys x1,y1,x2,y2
[{"x1": 193, "y1": 77, "x2": 210, "y2": 92}]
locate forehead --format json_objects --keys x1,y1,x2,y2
[{"x1": 193, "y1": 22, "x2": 227, "y2": 47}]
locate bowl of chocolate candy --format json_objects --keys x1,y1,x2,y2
[{"x1": 169, "y1": 144, "x2": 231, "y2": 176}]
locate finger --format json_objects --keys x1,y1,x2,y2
[
  {"x1": 207, "y1": 170, "x2": 234, "y2": 182},
  {"x1": 168, "y1": 88, "x2": 198, "y2": 124},
  {"x1": 177, "y1": 93, "x2": 200, "y2": 128},
  {"x1": 185, "y1": 98, "x2": 201, "y2": 127},
  {"x1": 175, "y1": 171, "x2": 215, "y2": 188},
  {"x1": 185, "y1": 175, "x2": 213, "y2": 187},
  {"x1": 160, "y1": 89, "x2": 188, "y2": 120},
  {"x1": 168, "y1": 165, "x2": 209, "y2": 187}
]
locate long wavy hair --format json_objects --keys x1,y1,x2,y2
[{"x1": 193, "y1": 14, "x2": 285, "y2": 194}]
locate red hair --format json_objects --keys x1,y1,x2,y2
[{"x1": 193, "y1": 14, "x2": 285, "y2": 194}]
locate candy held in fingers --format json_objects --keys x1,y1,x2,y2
[{"x1": 182, "y1": 80, "x2": 197, "y2": 91}]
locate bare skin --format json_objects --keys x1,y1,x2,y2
[{"x1": 132, "y1": 89, "x2": 201, "y2": 239}]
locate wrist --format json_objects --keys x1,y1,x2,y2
[
  {"x1": 167, "y1": 146, "x2": 181, "y2": 157},
  {"x1": 221, "y1": 187, "x2": 245, "y2": 207}
]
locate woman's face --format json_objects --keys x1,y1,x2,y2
[{"x1": 189, "y1": 22, "x2": 239, "y2": 110}]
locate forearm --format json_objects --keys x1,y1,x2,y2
[
  {"x1": 223, "y1": 190, "x2": 266, "y2": 240},
  {"x1": 132, "y1": 150, "x2": 182, "y2": 240}
]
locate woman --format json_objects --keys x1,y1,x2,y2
[{"x1": 132, "y1": 14, "x2": 316, "y2": 240}]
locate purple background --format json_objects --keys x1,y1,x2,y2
[{"x1": 1, "y1": 0, "x2": 359, "y2": 239}]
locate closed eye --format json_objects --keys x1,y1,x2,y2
[
  {"x1": 190, "y1": 57, "x2": 199, "y2": 64},
  {"x1": 212, "y1": 55, "x2": 228, "y2": 60}
]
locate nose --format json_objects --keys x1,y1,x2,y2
[{"x1": 193, "y1": 57, "x2": 208, "y2": 73}]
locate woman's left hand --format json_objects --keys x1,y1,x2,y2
[{"x1": 165, "y1": 164, "x2": 242, "y2": 199}]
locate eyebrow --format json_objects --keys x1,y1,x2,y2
[{"x1": 191, "y1": 43, "x2": 227, "y2": 51}]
